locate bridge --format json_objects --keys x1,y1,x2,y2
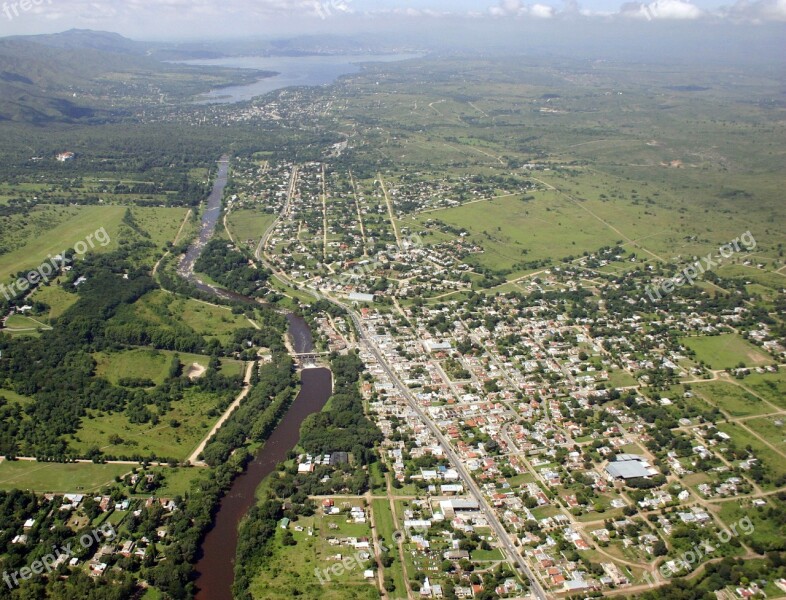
[{"x1": 292, "y1": 351, "x2": 330, "y2": 367}]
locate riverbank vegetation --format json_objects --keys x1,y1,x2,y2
[
  {"x1": 200, "y1": 353, "x2": 296, "y2": 466},
  {"x1": 233, "y1": 351, "x2": 382, "y2": 599},
  {"x1": 194, "y1": 239, "x2": 271, "y2": 299},
  {"x1": 299, "y1": 351, "x2": 382, "y2": 466}
]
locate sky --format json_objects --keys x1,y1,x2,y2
[{"x1": 0, "y1": 0, "x2": 784, "y2": 38}]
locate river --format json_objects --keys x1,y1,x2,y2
[
  {"x1": 193, "y1": 365, "x2": 332, "y2": 600},
  {"x1": 178, "y1": 156, "x2": 332, "y2": 599},
  {"x1": 178, "y1": 155, "x2": 229, "y2": 281}
]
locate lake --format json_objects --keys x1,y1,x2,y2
[{"x1": 180, "y1": 53, "x2": 420, "y2": 103}]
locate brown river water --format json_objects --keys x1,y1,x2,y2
[{"x1": 193, "y1": 364, "x2": 332, "y2": 600}]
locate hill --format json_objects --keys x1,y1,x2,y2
[
  {"x1": 0, "y1": 32, "x2": 271, "y2": 123},
  {"x1": 9, "y1": 28, "x2": 150, "y2": 56}
]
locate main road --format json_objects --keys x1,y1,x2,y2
[
  {"x1": 337, "y1": 303, "x2": 550, "y2": 600},
  {"x1": 253, "y1": 164, "x2": 549, "y2": 599}
]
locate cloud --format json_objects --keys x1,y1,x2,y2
[
  {"x1": 488, "y1": 0, "x2": 706, "y2": 19},
  {"x1": 619, "y1": 0, "x2": 704, "y2": 19},
  {"x1": 724, "y1": 0, "x2": 786, "y2": 21},
  {"x1": 4, "y1": 0, "x2": 786, "y2": 36},
  {"x1": 530, "y1": 3, "x2": 556, "y2": 17},
  {"x1": 489, "y1": 1, "x2": 556, "y2": 17},
  {"x1": 487, "y1": 0, "x2": 786, "y2": 21},
  {"x1": 489, "y1": 0, "x2": 523, "y2": 16}
]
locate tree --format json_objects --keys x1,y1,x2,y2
[{"x1": 282, "y1": 530, "x2": 296, "y2": 546}]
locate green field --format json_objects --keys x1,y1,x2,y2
[
  {"x1": 67, "y1": 388, "x2": 234, "y2": 461},
  {"x1": 681, "y1": 334, "x2": 772, "y2": 370},
  {"x1": 226, "y1": 207, "x2": 276, "y2": 250},
  {"x1": 470, "y1": 547, "x2": 504, "y2": 561},
  {"x1": 93, "y1": 348, "x2": 243, "y2": 385},
  {"x1": 94, "y1": 347, "x2": 243, "y2": 386},
  {"x1": 372, "y1": 498, "x2": 408, "y2": 598},
  {"x1": 95, "y1": 348, "x2": 177, "y2": 386},
  {"x1": 3, "y1": 313, "x2": 50, "y2": 331},
  {"x1": 0, "y1": 205, "x2": 187, "y2": 282},
  {"x1": 607, "y1": 367, "x2": 638, "y2": 388},
  {"x1": 717, "y1": 499, "x2": 786, "y2": 552},
  {"x1": 0, "y1": 388, "x2": 35, "y2": 406},
  {"x1": 137, "y1": 466, "x2": 210, "y2": 497},
  {"x1": 30, "y1": 282, "x2": 79, "y2": 320},
  {"x1": 667, "y1": 394, "x2": 723, "y2": 425},
  {"x1": 0, "y1": 460, "x2": 134, "y2": 493},
  {"x1": 506, "y1": 473, "x2": 536, "y2": 487},
  {"x1": 409, "y1": 192, "x2": 622, "y2": 275},
  {"x1": 248, "y1": 510, "x2": 380, "y2": 600},
  {"x1": 716, "y1": 263, "x2": 786, "y2": 292},
  {"x1": 129, "y1": 290, "x2": 251, "y2": 346},
  {"x1": 744, "y1": 416, "x2": 786, "y2": 451},
  {"x1": 694, "y1": 380, "x2": 771, "y2": 417},
  {"x1": 372, "y1": 498, "x2": 397, "y2": 543},
  {"x1": 369, "y1": 462, "x2": 386, "y2": 493},
  {"x1": 0, "y1": 205, "x2": 125, "y2": 280},
  {"x1": 741, "y1": 371, "x2": 786, "y2": 410},
  {"x1": 131, "y1": 207, "x2": 191, "y2": 247},
  {"x1": 717, "y1": 422, "x2": 786, "y2": 487},
  {"x1": 528, "y1": 169, "x2": 781, "y2": 264},
  {"x1": 176, "y1": 300, "x2": 251, "y2": 348}
]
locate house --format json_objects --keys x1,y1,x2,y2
[
  {"x1": 563, "y1": 578, "x2": 590, "y2": 592},
  {"x1": 404, "y1": 519, "x2": 432, "y2": 532},
  {"x1": 119, "y1": 540, "x2": 136, "y2": 557},
  {"x1": 602, "y1": 562, "x2": 629, "y2": 586},
  {"x1": 63, "y1": 493, "x2": 84, "y2": 506},
  {"x1": 330, "y1": 452, "x2": 349, "y2": 466}
]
